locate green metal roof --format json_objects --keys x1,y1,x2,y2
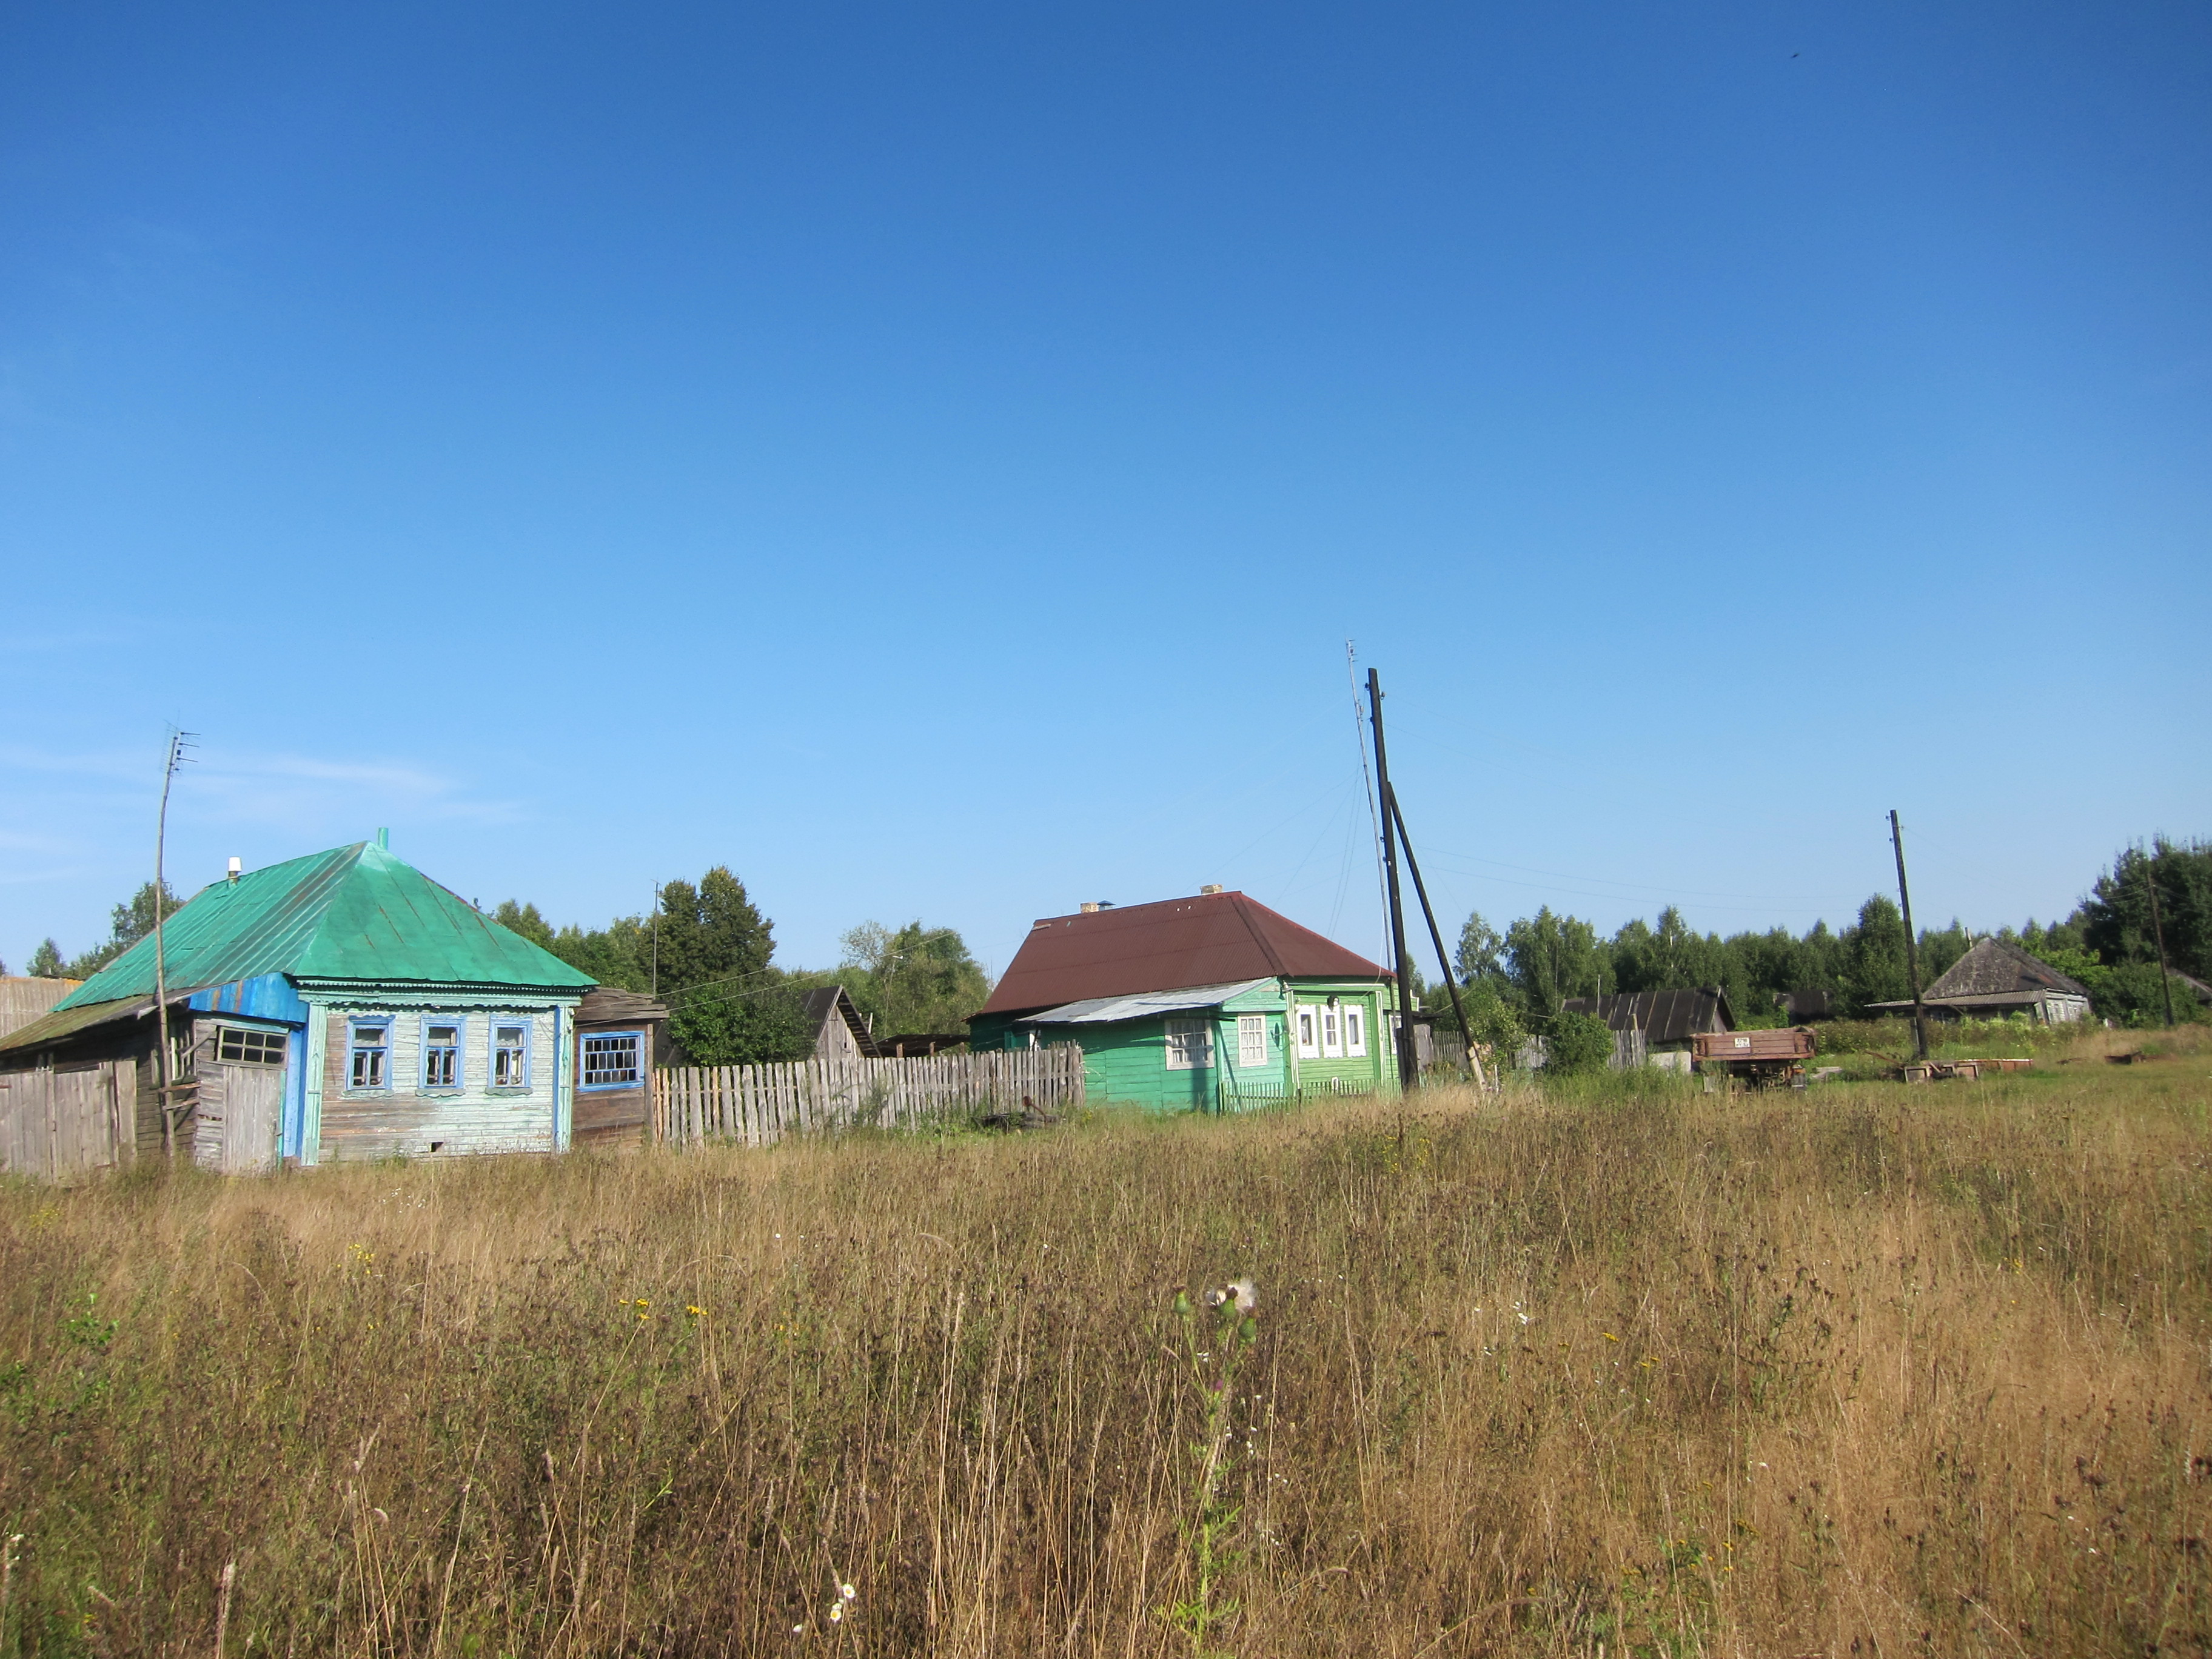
[{"x1": 56, "y1": 843, "x2": 595, "y2": 1011}]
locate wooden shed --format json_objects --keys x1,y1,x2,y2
[{"x1": 572, "y1": 987, "x2": 669, "y2": 1147}]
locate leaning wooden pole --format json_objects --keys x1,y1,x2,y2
[
  {"x1": 1387, "y1": 785, "x2": 1486, "y2": 1090},
  {"x1": 1889, "y1": 809, "x2": 1929, "y2": 1062},
  {"x1": 1366, "y1": 671, "x2": 1420, "y2": 1092},
  {"x1": 2145, "y1": 850, "x2": 2178, "y2": 1029}
]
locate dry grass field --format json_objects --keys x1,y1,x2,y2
[{"x1": 2, "y1": 1024, "x2": 2210, "y2": 1658}]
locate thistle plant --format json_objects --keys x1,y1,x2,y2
[{"x1": 1161, "y1": 1277, "x2": 1259, "y2": 1658}]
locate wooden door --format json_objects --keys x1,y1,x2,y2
[{"x1": 209, "y1": 1063, "x2": 284, "y2": 1174}]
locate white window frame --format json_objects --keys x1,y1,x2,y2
[
  {"x1": 1344, "y1": 1004, "x2": 1367, "y2": 1058},
  {"x1": 580, "y1": 1030, "x2": 644, "y2": 1090},
  {"x1": 421, "y1": 1015, "x2": 466, "y2": 1092},
  {"x1": 1164, "y1": 1017, "x2": 1214, "y2": 1071},
  {"x1": 349, "y1": 1019, "x2": 390, "y2": 1091},
  {"x1": 1321, "y1": 1005, "x2": 1344, "y2": 1059},
  {"x1": 491, "y1": 1019, "x2": 531, "y2": 1089},
  {"x1": 1236, "y1": 1014, "x2": 1267, "y2": 1069},
  {"x1": 1295, "y1": 1006, "x2": 1319, "y2": 1059}
]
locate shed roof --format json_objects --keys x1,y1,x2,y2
[
  {"x1": 977, "y1": 891, "x2": 1386, "y2": 1018},
  {"x1": 800, "y1": 985, "x2": 875, "y2": 1055},
  {"x1": 1921, "y1": 939, "x2": 2088, "y2": 1001},
  {"x1": 1017, "y1": 979, "x2": 1275, "y2": 1027},
  {"x1": 0, "y1": 994, "x2": 159, "y2": 1056},
  {"x1": 56, "y1": 842, "x2": 594, "y2": 1011},
  {"x1": 1558, "y1": 988, "x2": 1735, "y2": 1044},
  {"x1": 576, "y1": 987, "x2": 669, "y2": 1026}
]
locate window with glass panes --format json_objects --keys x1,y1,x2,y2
[
  {"x1": 349, "y1": 1021, "x2": 389, "y2": 1088},
  {"x1": 216, "y1": 1027, "x2": 287, "y2": 1066},
  {"x1": 492, "y1": 1022, "x2": 529, "y2": 1087},
  {"x1": 582, "y1": 1032, "x2": 642, "y2": 1088},
  {"x1": 422, "y1": 1019, "x2": 462, "y2": 1089}
]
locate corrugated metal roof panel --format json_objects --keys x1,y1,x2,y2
[
  {"x1": 978, "y1": 892, "x2": 1384, "y2": 1017},
  {"x1": 56, "y1": 843, "x2": 594, "y2": 1011},
  {"x1": 1017, "y1": 979, "x2": 1275, "y2": 1026},
  {"x1": 0, "y1": 996, "x2": 156, "y2": 1056}
]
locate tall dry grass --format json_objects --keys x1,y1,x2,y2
[{"x1": 2, "y1": 1030, "x2": 2210, "y2": 1657}]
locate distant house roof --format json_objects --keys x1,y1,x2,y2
[
  {"x1": 1017, "y1": 979, "x2": 1275, "y2": 1027},
  {"x1": 0, "y1": 994, "x2": 159, "y2": 1057},
  {"x1": 1778, "y1": 988, "x2": 1835, "y2": 1022},
  {"x1": 977, "y1": 891, "x2": 1387, "y2": 1019},
  {"x1": 1558, "y1": 988, "x2": 1735, "y2": 1044},
  {"x1": 55, "y1": 842, "x2": 595, "y2": 1010},
  {"x1": 801, "y1": 985, "x2": 875, "y2": 1055},
  {"x1": 1921, "y1": 939, "x2": 2089, "y2": 1002}
]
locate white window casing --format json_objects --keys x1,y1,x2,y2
[
  {"x1": 1236, "y1": 1014, "x2": 1267, "y2": 1069},
  {"x1": 1321, "y1": 1006, "x2": 1343, "y2": 1059},
  {"x1": 1344, "y1": 1004, "x2": 1367, "y2": 1057},
  {"x1": 1165, "y1": 1017, "x2": 1214, "y2": 1071},
  {"x1": 1295, "y1": 1007, "x2": 1319, "y2": 1059}
]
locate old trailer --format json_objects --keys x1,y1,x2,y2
[{"x1": 1692, "y1": 1026, "x2": 1817, "y2": 1088}]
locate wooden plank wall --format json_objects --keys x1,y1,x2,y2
[
  {"x1": 0, "y1": 1061, "x2": 135, "y2": 1181},
  {"x1": 654, "y1": 1045, "x2": 1085, "y2": 1147}
]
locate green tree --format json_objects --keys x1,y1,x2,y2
[
  {"x1": 1544, "y1": 1010, "x2": 1615, "y2": 1076},
  {"x1": 653, "y1": 870, "x2": 814, "y2": 1065},
  {"x1": 2082, "y1": 839, "x2": 2212, "y2": 984},
  {"x1": 27, "y1": 939, "x2": 63, "y2": 979},
  {"x1": 491, "y1": 900, "x2": 555, "y2": 950},
  {"x1": 1503, "y1": 907, "x2": 1605, "y2": 1016},
  {"x1": 1454, "y1": 911, "x2": 1505, "y2": 983},
  {"x1": 1840, "y1": 896, "x2": 1910, "y2": 1016},
  {"x1": 839, "y1": 920, "x2": 991, "y2": 1037}
]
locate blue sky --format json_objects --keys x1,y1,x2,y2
[{"x1": 2, "y1": 0, "x2": 2206, "y2": 980}]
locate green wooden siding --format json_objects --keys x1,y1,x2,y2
[{"x1": 974, "y1": 975, "x2": 1398, "y2": 1112}]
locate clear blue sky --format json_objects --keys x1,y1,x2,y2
[{"x1": 3, "y1": 0, "x2": 2206, "y2": 981}]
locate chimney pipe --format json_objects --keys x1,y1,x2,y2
[
  {"x1": 1200, "y1": 884, "x2": 1224, "y2": 896},
  {"x1": 1079, "y1": 902, "x2": 1101, "y2": 913},
  {"x1": 227, "y1": 857, "x2": 242, "y2": 885}
]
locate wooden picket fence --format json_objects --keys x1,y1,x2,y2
[{"x1": 652, "y1": 1045, "x2": 1085, "y2": 1147}]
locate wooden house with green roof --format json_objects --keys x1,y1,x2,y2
[
  {"x1": 969, "y1": 888, "x2": 1398, "y2": 1110},
  {"x1": 0, "y1": 836, "x2": 596, "y2": 1172}
]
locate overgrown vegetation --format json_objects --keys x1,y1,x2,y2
[
  {"x1": 494, "y1": 875, "x2": 988, "y2": 1067},
  {"x1": 1, "y1": 1028, "x2": 2208, "y2": 1656}
]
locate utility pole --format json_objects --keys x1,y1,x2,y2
[
  {"x1": 651, "y1": 882, "x2": 662, "y2": 999},
  {"x1": 2145, "y1": 851, "x2": 2177, "y2": 1029},
  {"x1": 1386, "y1": 785, "x2": 1487, "y2": 1090},
  {"x1": 153, "y1": 728, "x2": 196, "y2": 1164},
  {"x1": 1366, "y1": 670, "x2": 1419, "y2": 1092},
  {"x1": 1889, "y1": 809, "x2": 1929, "y2": 1062}
]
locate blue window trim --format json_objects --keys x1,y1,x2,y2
[
  {"x1": 488, "y1": 1014, "x2": 532, "y2": 1091},
  {"x1": 419, "y1": 1012, "x2": 467, "y2": 1093},
  {"x1": 347, "y1": 1017, "x2": 392, "y2": 1092},
  {"x1": 578, "y1": 1028, "x2": 645, "y2": 1091}
]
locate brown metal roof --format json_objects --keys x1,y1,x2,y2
[
  {"x1": 1559, "y1": 988, "x2": 1735, "y2": 1044},
  {"x1": 977, "y1": 891, "x2": 1387, "y2": 1018}
]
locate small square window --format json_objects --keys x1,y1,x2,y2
[
  {"x1": 423, "y1": 1022, "x2": 461, "y2": 1090},
  {"x1": 216, "y1": 1027, "x2": 287, "y2": 1066},
  {"x1": 1236, "y1": 1014, "x2": 1267, "y2": 1069},
  {"x1": 349, "y1": 1022, "x2": 389, "y2": 1090},
  {"x1": 492, "y1": 1023, "x2": 529, "y2": 1088},
  {"x1": 582, "y1": 1032, "x2": 642, "y2": 1088}
]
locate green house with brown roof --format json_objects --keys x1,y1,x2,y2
[{"x1": 0, "y1": 837, "x2": 597, "y2": 1172}]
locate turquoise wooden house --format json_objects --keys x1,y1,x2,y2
[
  {"x1": 0, "y1": 837, "x2": 595, "y2": 1172},
  {"x1": 968, "y1": 888, "x2": 1398, "y2": 1110}
]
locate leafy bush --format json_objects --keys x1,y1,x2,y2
[{"x1": 1544, "y1": 1010, "x2": 1615, "y2": 1076}]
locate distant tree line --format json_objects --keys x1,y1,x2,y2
[
  {"x1": 21, "y1": 882, "x2": 185, "y2": 983},
  {"x1": 1427, "y1": 836, "x2": 2211, "y2": 1058},
  {"x1": 494, "y1": 867, "x2": 989, "y2": 1067}
]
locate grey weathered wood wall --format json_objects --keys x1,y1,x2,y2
[
  {"x1": 0, "y1": 1061, "x2": 135, "y2": 1181},
  {"x1": 0, "y1": 978, "x2": 76, "y2": 1042},
  {"x1": 654, "y1": 1045, "x2": 1085, "y2": 1147}
]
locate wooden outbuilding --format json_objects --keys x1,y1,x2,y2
[
  {"x1": 572, "y1": 987, "x2": 669, "y2": 1147},
  {"x1": 1867, "y1": 938, "x2": 2090, "y2": 1024}
]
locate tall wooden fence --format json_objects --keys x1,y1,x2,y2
[
  {"x1": 654, "y1": 1045, "x2": 1085, "y2": 1147},
  {"x1": 0, "y1": 1061, "x2": 136, "y2": 1181}
]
